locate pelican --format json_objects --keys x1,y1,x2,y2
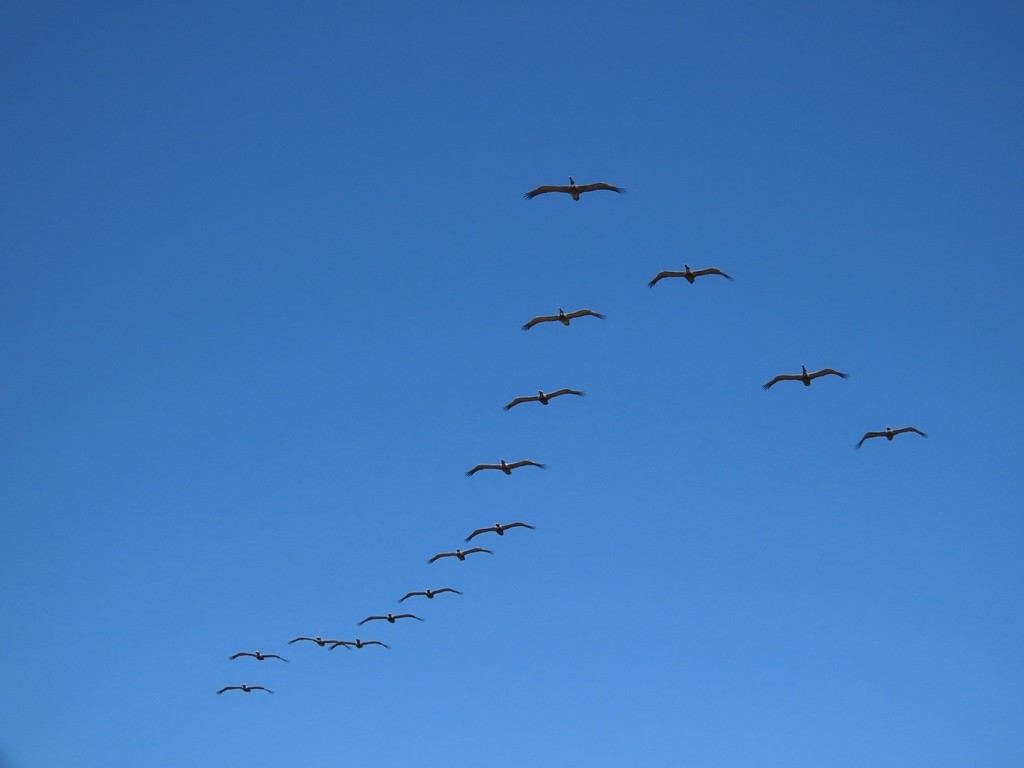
[
  {"x1": 465, "y1": 521, "x2": 536, "y2": 542},
  {"x1": 762, "y1": 365, "x2": 850, "y2": 390},
  {"x1": 399, "y1": 587, "x2": 462, "y2": 603},
  {"x1": 428, "y1": 547, "x2": 493, "y2": 564},
  {"x1": 288, "y1": 636, "x2": 341, "y2": 647},
  {"x1": 523, "y1": 177, "x2": 625, "y2": 201},
  {"x1": 216, "y1": 684, "x2": 273, "y2": 695},
  {"x1": 329, "y1": 638, "x2": 389, "y2": 650},
  {"x1": 522, "y1": 307, "x2": 605, "y2": 331},
  {"x1": 504, "y1": 388, "x2": 584, "y2": 411},
  {"x1": 228, "y1": 651, "x2": 288, "y2": 663},
  {"x1": 358, "y1": 612, "x2": 424, "y2": 626},
  {"x1": 466, "y1": 459, "x2": 546, "y2": 477},
  {"x1": 648, "y1": 264, "x2": 733, "y2": 287},
  {"x1": 856, "y1": 426, "x2": 928, "y2": 449}
]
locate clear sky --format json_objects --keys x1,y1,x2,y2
[{"x1": 2, "y1": 2, "x2": 1023, "y2": 766}]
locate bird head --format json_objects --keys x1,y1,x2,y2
[{"x1": 569, "y1": 176, "x2": 576, "y2": 186}]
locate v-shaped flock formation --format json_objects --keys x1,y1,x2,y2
[{"x1": 217, "y1": 176, "x2": 929, "y2": 696}]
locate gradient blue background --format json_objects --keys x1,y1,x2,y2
[{"x1": 2, "y1": 2, "x2": 1022, "y2": 766}]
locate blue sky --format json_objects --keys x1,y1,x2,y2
[{"x1": 2, "y1": 2, "x2": 1023, "y2": 766}]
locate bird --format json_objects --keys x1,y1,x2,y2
[
  {"x1": 465, "y1": 521, "x2": 536, "y2": 542},
  {"x1": 228, "y1": 651, "x2": 288, "y2": 663},
  {"x1": 856, "y1": 426, "x2": 928, "y2": 449},
  {"x1": 504, "y1": 388, "x2": 584, "y2": 411},
  {"x1": 428, "y1": 547, "x2": 493, "y2": 564},
  {"x1": 466, "y1": 459, "x2": 546, "y2": 477},
  {"x1": 216, "y1": 684, "x2": 273, "y2": 695},
  {"x1": 288, "y1": 636, "x2": 342, "y2": 647},
  {"x1": 648, "y1": 264, "x2": 734, "y2": 287},
  {"x1": 523, "y1": 177, "x2": 625, "y2": 201},
  {"x1": 329, "y1": 638, "x2": 389, "y2": 650},
  {"x1": 399, "y1": 587, "x2": 463, "y2": 603},
  {"x1": 522, "y1": 307, "x2": 605, "y2": 331},
  {"x1": 358, "y1": 612, "x2": 424, "y2": 626},
  {"x1": 762, "y1": 365, "x2": 850, "y2": 390}
]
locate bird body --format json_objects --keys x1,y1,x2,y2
[
  {"x1": 762, "y1": 365, "x2": 850, "y2": 390},
  {"x1": 428, "y1": 547, "x2": 493, "y2": 564},
  {"x1": 399, "y1": 587, "x2": 462, "y2": 603},
  {"x1": 466, "y1": 459, "x2": 546, "y2": 477},
  {"x1": 648, "y1": 264, "x2": 734, "y2": 287},
  {"x1": 358, "y1": 612, "x2": 424, "y2": 626},
  {"x1": 217, "y1": 684, "x2": 273, "y2": 695},
  {"x1": 522, "y1": 307, "x2": 605, "y2": 331},
  {"x1": 523, "y1": 176, "x2": 625, "y2": 201},
  {"x1": 229, "y1": 651, "x2": 288, "y2": 663},
  {"x1": 504, "y1": 388, "x2": 584, "y2": 411},
  {"x1": 465, "y1": 521, "x2": 536, "y2": 542},
  {"x1": 856, "y1": 426, "x2": 928, "y2": 449}
]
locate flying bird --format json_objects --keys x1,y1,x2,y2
[
  {"x1": 399, "y1": 587, "x2": 462, "y2": 603},
  {"x1": 762, "y1": 365, "x2": 850, "y2": 390},
  {"x1": 522, "y1": 307, "x2": 605, "y2": 331},
  {"x1": 465, "y1": 521, "x2": 536, "y2": 542},
  {"x1": 288, "y1": 636, "x2": 342, "y2": 647},
  {"x1": 504, "y1": 388, "x2": 584, "y2": 411},
  {"x1": 358, "y1": 612, "x2": 424, "y2": 626},
  {"x1": 523, "y1": 176, "x2": 625, "y2": 201},
  {"x1": 856, "y1": 426, "x2": 928, "y2": 449},
  {"x1": 428, "y1": 547, "x2": 493, "y2": 564},
  {"x1": 217, "y1": 684, "x2": 273, "y2": 695},
  {"x1": 648, "y1": 264, "x2": 734, "y2": 287},
  {"x1": 466, "y1": 459, "x2": 546, "y2": 477},
  {"x1": 329, "y1": 638, "x2": 389, "y2": 650},
  {"x1": 228, "y1": 651, "x2": 288, "y2": 663}
]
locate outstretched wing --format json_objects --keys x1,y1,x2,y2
[
  {"x1": 575, "y1": 182, "x2": 625, "y2": 195},
  {"x1": 428, "y1": 552, "x2": 454, "y2": 564},
  {"x1": 463, "y1": 547, "x2": 494, "y2": 556},
  {"x1": 855, "y1": 431, "x2": 886, "y2": 449},
  {"x1": 329, "y1": 641, "x2": 352, "y2": 650},
  {"x1": 399, "y1": 591, "x2": 424, "y2": 603},
  {"x1": 217, "y1": 686, "x2": 240, "y2": 694},
  {"x1": 522, "y1": 314, "x2": 558, "y2": 331},
  {"x1": 358, "y1": 615, "x2": 385, "y2": 626},
  {"x1": 547, "y1": 388, "x2": 584, "y2": 400},
  {"x1": 505, "y1": 460, "x2": 547, "y2": 471},
  {"x1": 564, "y1": 309, "x2": 606, "y2": 321},
  {"x1": 466, "y1": 463, "x2": 500, "y2": 477},
  {"x1": 434, "y1": 587, "x2": 462, "y2": 596},
  {"x1": 503, "y1": 395, "x2": 539, "y2": 411},
  {"x1": 523, "y1": 185, "x2": 570, "y2": 200},
  {"x1": 809, "y1": 368, "x2": 850, "y2": 381},
  {"x1": 503, "y1": 521, "x2": 536, "y2": 532},
  {"x1": 762, "y1": 374, "x2": 800, "y2": 390},
  {"x1": 648, "y1": 271, "x2": 685, "y2": 287},
  {"x1": 288, "y1": 636, "x2": 313, "y2": 645},
  {"x1": 395, "y1": 613, "x2": 424, "y2": 621},
  {"x1": 229, "y1": 652, "x2": 253, "y2": 660},
  {"x1": 465, "y1": 526, "x2": 493, "y2": 542},
  {"x1": 893, "y1": 426, "x2": 928, "y2": 439},
  {"x1": 691, "y1": 267, "x2": 734, "y2": 280}
]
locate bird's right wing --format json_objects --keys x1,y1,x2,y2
[
  {"x1": 522, "y1": 315, "x2": 557, "y2": 331},
  {"x1": 762, "y1": 374, "x2": 798, "y2": 390},
  {"x1": 856, "y1": 432, "x2": 884, "y2": 448},
  {"x1": 523, "y1": 185, "x2": 569, "y2": 199}
]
